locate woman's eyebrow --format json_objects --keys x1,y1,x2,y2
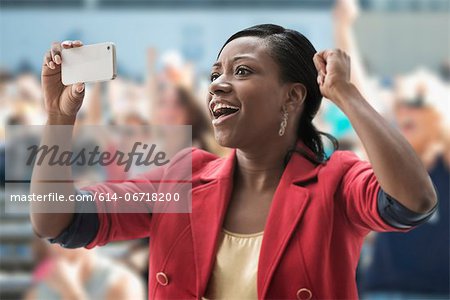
[{"x1": 212, "y1": 55, "x2": 258, "y2": 68}]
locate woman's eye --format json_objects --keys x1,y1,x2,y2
[
  {"x1": 210, "y1": 73, "x2": 220, "y2": 82},
  {"x1": 235, "y1": 67, "x2": 251, "y2": 76}
]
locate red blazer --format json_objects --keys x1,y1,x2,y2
[{"x1": 85, "y1": 142, "x2": 406, "y2": 299}]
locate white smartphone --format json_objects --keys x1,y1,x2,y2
[{"x1": 61, "y1": 42, "x2": 117, "y2": 85}]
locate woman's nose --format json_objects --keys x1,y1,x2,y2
[{"x1": 209, "y1": 77, "x2": 232, "y2": 95}]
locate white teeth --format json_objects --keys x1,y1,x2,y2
[{"x1": 212, "y1": 103, "x2": 240, "y2": 113}]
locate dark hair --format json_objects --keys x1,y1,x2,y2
[{"x1": 219, "y1": 24, "x2": 338, "y2": 165}]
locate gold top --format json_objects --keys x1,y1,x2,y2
[{"x1": 202, "y1": 228, "x2": 264, "y2": 300}]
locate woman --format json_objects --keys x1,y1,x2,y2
[{"x1": 31, "y1": 25, "x2": 437, "y2": 299}]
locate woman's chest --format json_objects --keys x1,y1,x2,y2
[{"x1": 222, "y1": 187, "x2": 276, "y2": 234}]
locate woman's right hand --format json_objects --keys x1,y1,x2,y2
[{"x1": 42, "y1": 40, "x2": 85, "y2": 122}]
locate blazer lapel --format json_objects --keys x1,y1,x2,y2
[
  {"x1": 258, "y1": 143, "x2": 321, "y2": 299},
  {"x1": 189, "y1": 149, "x2": 236, "y2": 298}
]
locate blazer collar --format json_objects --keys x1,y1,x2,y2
[{"x1": 199, "y1": 140, "x2": 321, "y2": 184}]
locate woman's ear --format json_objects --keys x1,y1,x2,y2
[{"x1": 285, "y1": 83, "x2": 307, "y2": 112}]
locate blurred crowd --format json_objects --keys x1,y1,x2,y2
[{"x1": 1, "y1": 0, "x2": 449, "y2": 299}]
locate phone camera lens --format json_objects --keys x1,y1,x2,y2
[{"x1": 107, "y1": 46, "x2": 110, "y2": 50}]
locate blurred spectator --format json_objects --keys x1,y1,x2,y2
[
  {"x1": 147, "y1": 47, "x2": 228, "y2": 156},
  {"x1": 439, "y1": 58, "x2": 450, "y2": 83},
  {"x1": 153, "y1": 83, "x2": 222, "y2": 153},
  {"x1": 362, "y1": 69, "x2": 450, "y2": 299},
  {"x1": 333, "y1": 0, "x2": 449, "y2": 297},
  {"x1": 25, "y1": 239, "x2": 145, "y2": 300}
]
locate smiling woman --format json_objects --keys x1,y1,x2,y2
[
  {"x1": 31, "y1": 24, "x2": 438, "y2": 299},
  {"x1": 207, "y1": 25, "x2": 335, "y2": 165}
]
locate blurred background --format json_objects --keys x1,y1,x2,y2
[{"x1": 1, "y1": 0, "x2": 449, "y2": 299}]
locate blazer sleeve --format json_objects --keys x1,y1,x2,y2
[
  {"x1": 335, "y1": 150, "x2": 414, "y2": 235},
  {"x1": 81, "y1": 147, "x2": 195, "y2": 248},
  {"x1": 48, "y1": 190, "x2": 99, "y2": 248},
  {"x1": 81, "y1": 175, "x2": 157, "y2": 248}
]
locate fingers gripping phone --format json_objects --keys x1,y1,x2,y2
[{"x1": 61, "y1": 42, "x2": 117, "y2": 85}]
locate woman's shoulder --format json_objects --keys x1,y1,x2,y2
[
  {"x1": 191, "y1": 147, "x2": 225, "y2": 173},
  {"x1": 170, "y1": 146, "x2": 224, "y2": 172},
  {"x1": 320, "y1": 149, "x2": 369, "y2": 174},
  {"x1": 327, "y1": 149, "x2": 363, "y2": 164},
  {"x1": 156, "y1": 147, "x2": 226, "y2": 185}
]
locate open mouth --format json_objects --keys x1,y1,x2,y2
[{"x1": 211, "y1": 103, "x2": 240, "y2": 119}]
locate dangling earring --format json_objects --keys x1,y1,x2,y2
[{"x1": 278, "y1": 106, "x2": 288, "y2": 136}]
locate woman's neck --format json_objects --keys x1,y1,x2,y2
[{"x1": 235, "y1": 137, "x2": 297, "y2": 192}]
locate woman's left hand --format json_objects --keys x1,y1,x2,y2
[{"x1": 313, "y1": 49, "x2": 352, "y2": 104}]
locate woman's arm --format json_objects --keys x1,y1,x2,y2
[
  {"x1": 31, "y1": 40, "x2": 86, "y2": 238},
  {"x1": 313, "y1": 49, "x2": 437, "y2": 213}
]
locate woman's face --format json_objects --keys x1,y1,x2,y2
[{"x1": 208, "y1": 36, "x2": 289, "y2": 149}]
